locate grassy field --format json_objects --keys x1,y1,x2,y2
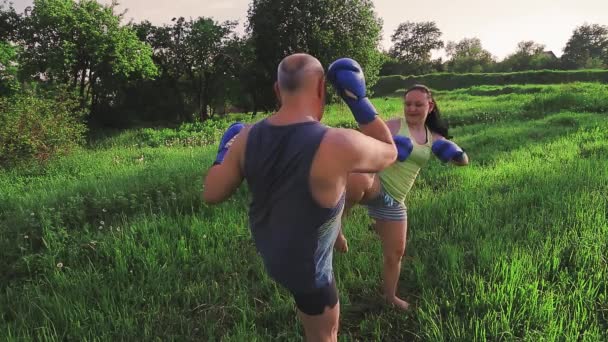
[{"x1": 1, "y1": 82, "x2": 607, "y2": 341}]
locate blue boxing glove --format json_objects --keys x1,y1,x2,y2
[
  {"x1": 327, "y1": 58, "x2": 377, "y2": 125},
  {"x1": 431, "y1": 139, "x2": 465, "y2": 163},
  {"x1": 394, "y1": 135, "x2": 414, "y2": 162},
  {"x1": 214, "y1": 122, "x2": 245, "y2": 165}
]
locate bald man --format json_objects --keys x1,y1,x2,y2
[{"x1": 203, "y1": 54, "x2": 398, "y2": 341}]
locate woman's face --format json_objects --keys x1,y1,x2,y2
[{"x1": 404, "y1": 90, "x2": 434, "y2": 124}]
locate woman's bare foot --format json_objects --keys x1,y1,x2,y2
[
  {"x1": 384, "y1": 295, "x2": 410, "y2": 310},
  {"x1": 334, "y1": 232, "x2": 348, "y2": 253}
]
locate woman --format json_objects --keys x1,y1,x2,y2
[{"x1": 334, "y1": 84, "x2": 469, "y2": 310}]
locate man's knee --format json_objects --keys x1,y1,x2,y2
[
  {"x1": 347, "y1": 173, "x2": 377, "y2": 202},
  {"x1": 347, "y1": 173, "x2": 373, "y2": 191},
  {"x1": 293, "y1": 278, "x2": 339, "y2": 316},
  {"x1": 301, "y1": 305, "x2": 340, "y2": 341}
]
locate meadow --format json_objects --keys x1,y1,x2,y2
[{"x1": 1, "y1": 82, "x2": 607, "y2": 341}]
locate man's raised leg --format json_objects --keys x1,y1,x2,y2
[{"x1": 334, "y1": 173, "x2": 380, "y2": 253}]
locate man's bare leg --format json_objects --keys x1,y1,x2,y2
[
  {"x1": 297, "y1": 302, "x2": 340, "y2": 342},
  {"x1": 334, "y1": 173, "x2": 380, "y2": 253}
]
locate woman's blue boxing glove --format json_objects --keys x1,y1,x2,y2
[
  {"x1": 214, "y1": 122, "x2": 245, "y2": 165},
  {"x1": 431, "y1": 139, "x2": 465, "y2": 163},
  {"x1": 394, "y1": 135, "x2": 414, "y2": 162},
  {"x1": 327, "y1": 58, "x2": 377, "y2": 125}
]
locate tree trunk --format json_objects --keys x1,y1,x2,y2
[
  {"x1": 79, "y1": 61, "x2": 87, "y2": 108},
  {"x1": 89, "y1": 75, "x2": 98, "y2": 116},
  {"x1": 199, "y1": 73, "x2": 209, "y2": 122},
  {"x1": 172, "y1": 77, "x2": 184, "y2": 122},
  {"x1": 251, "y1": 87, "x2": 258, "y2": 116}
]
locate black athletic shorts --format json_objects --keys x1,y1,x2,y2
[{"x1": 292, "y1": 277, "x2": 339, "y2": 316}]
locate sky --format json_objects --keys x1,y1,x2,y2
[{"x1": 8, "y1": 0, "x2": 608, "y2": 60}]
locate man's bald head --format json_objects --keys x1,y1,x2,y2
[{"x1": 277, "y1": 53, "x2": 324, "y2": 94}]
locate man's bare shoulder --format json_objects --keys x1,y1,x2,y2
[
  {"x1": 316, "y1": 127, "x2": 369, "y2": 168},
  {"x1": 321, "y1": 127, "x2": 359, "y2": 148}
]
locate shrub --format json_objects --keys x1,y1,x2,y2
[
  {"x1": 0, "y1": 87, "x2": 88, "y2": 168},
  {"x1": 373, "y1": 69, "x2": 608, "y2": 97}
]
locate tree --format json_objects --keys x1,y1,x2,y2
[
  {"x1": 134, "y1": 17, "x2": 236, "y2": 121},
  {"x1": 129, "y1": 18, "x2": 191, "y2": 122},
  {"x1": 16, "y1": 0, "x2": 158, "y2": 117},
  {"x1": 247, "y1": 0, "x2": 383, "y2": 111},
  {"x1": 388, "y1": 21, "x2": 444, "y2": 65},
  {"x1": 217, "y1": 35, "x2": 264, "y2": 115},
  {"x1": 185, "y1": 17, "x2": 237, "y2": 121},
  {"x1": 0, "y1": 0, "x2": 21, "y2": 96},
  {"x1": 0, "y1": 0, "x2": 21, "y2": 42},
  {"x1": 445, "y1": 38, "x2": 495, "y2": 73},
  {"x1": 562, "y1": 23, "x2": 608, "y2": 69}
]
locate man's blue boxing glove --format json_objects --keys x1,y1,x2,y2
[
  {"x1": 327, "y1": 58, "x2": 377, "y2": 125},
  {"x1": 394, "y1": 135, "x2": 414, "y2": 162},
  {"x1": 214, "y1": 122, "x2": 245, "y2": 165},
  {"x1": 431, "y1": 139, "x2": 465, "y2": 163}
]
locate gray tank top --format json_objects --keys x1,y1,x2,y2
[{"x1": 244, "y1": 118, "x2": 344, "y2": 293}]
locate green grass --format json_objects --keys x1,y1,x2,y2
[{"x1": 1, "y1": 83, "x2": 607, "y2": 341}]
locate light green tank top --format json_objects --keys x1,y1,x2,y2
[{"x1": 379, "y1": 119, "x2": 433, "y2": 204}]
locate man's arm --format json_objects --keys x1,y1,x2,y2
[
  {"x1": 326, "y1": 58, "x2": 399, "y2": 166},
  {"x1": 202, "y1": 126, "x2": 250, "y2": 204},
  {"x1": 357, "y1": 116, "x2": 394, "y2": 145},
  {"x1": 329, "y1": 126, "x2": 396, "y2": 173}
]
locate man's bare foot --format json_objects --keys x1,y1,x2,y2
[
  {"x1": 384, "y1": 296, "x2": 410, "y2": 310},
  {"x1": 334, "y1": 233, "x2": 348, "y2": 253}
]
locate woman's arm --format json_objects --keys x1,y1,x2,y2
[{"x1": 433, "y1": 133, "x2": 469, "y2": 166}]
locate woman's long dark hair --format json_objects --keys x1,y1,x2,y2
[{"x1": 404, "y1": 84, "x2": 451, "y2": 139}]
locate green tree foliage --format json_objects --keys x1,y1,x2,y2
[
  {"x1": 214, "y1": 35, "x2": 263, "y2": 114},
  {"x1": 185, "y1": 17, "x2": 237, "y2": 120},
  {"x1": 562, "y1": 24, "x2": 608, "y2": 69},
  {"x1": 0, "y1": 1, "x2": 20, "y2": 95},
  {"x1": 128, "y1": 17, "x2": 237, "y2": 122},
  {"x1": 128, "y1": 18, "x2": 192, "y2": 123},
  {"x1": 16, "y1": 0, "x2": 157, "y2": 117},
  {"x1": 389, "y1": 21, "x2": 444, "y2": 65},
  {"x1": 0, "y1": 41, "x2": 19, "y2": 95},
  {"x1": 445, "y1": 38, "x2": 496, "y2": 73},
  {"x1": 247, "y1": 0, "x2": 384, "y2": 110},
  {"x1": 0, "y1": 0, "x2": 20, "y2": 41}
]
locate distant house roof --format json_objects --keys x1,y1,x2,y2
[{"x1": 542, "y1": 51, "x2": 558, "y2": 59}]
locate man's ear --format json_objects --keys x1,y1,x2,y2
[
  {"x1": 318, "y1": 77, "x2": 325, "y2": 99},
  {"x1": 274, "y1": 81, "x2": 281, "y2": 105}
]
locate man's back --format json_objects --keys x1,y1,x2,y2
[{"x1": 244, "y1": 118, "x2": 344, "y2": 294}]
